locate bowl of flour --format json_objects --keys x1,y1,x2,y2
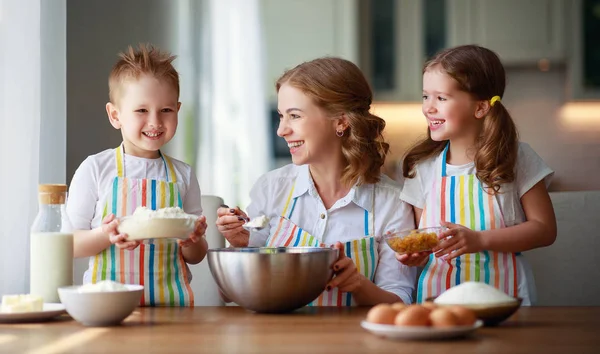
[
  {"x1": 431, "y1": 282, "x2": 521, "y2": 326},
  {"x1": 118, "y1": 207, "x2": 197, "y2": 241}
]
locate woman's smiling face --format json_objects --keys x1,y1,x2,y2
[{"x1": 276, "y1": 83, "x2": 342, "y2": 166}]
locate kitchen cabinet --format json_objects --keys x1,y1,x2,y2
[
  {"x1": 360, "y1": 0, "x2": 426, "y2": 102},
  {"x1": 261, "y1": 0, "x2": 359, "y2": 102},
  {"x1": 447, "y1": 0, "x2": 566, "y2": 65},
  {"x1": 568, "y1": 0, "x2": 600, "y2": 100}
]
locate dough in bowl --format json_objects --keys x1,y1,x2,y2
[{"x1": 118, "y1": 207, "x2": 197, "y2": 241}]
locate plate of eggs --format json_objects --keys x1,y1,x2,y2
[{"x1": 361, "y1": 302, "x2": 482, "y2": 340}]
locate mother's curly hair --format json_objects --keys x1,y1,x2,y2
[{"x1": 276, "y1": 57, "x2": 389, "y2": 186}]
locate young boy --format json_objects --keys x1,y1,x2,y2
[{"x1": 67, "y1": 44, "x2": 207, "y2": 307}]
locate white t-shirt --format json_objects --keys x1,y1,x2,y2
[
  {"x1": 67, "y1": 147, "x2": 202, "y2": 231},
  {"x1": 247, "y1": 163, "x2": 417, "y2": 304},
  {"x1": 399, "y1": 142, "x2": 554, "y2": 227}
]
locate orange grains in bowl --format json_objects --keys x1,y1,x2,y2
[{"x1": 387, "y1": 231, "x2": 439, "y2": 254}]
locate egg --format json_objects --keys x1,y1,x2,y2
[
  {"x1": 391, "y1": 302, "x2": 407, "y2": 312},
  {"x1": 394, "y1": 305, "x2": 431, "y2": 326},
  {"x1": 366, "y1": 304, "x2": 398, "y2": 325},
  {"x1": 447, "y1": 306, "x2": 477, "y2": 326},
  {"x1": 429, "y1": 308, "x2": 459, "y2": 327},
  {"x1": 421, "y1": 301, "x2": 438, "y2": 311}
]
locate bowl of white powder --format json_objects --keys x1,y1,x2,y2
[
  {"x1": 118, "y1": 207, "x2": 198, "y2": 241},
  {"x1": 431, "y1": 282, "x2": 521, "y2": 326},
  {"x1": 58, "y1": 281, "x2": 143, "y2": 326}
]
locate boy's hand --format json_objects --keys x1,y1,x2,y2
[
  {"x1": 102, "y1": 213, "x2": 140, "y2": 250},
  {"x1": 178, "y1": 215, "x2": 207, "y2": 248}
]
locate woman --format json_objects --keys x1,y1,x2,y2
[{"x1": 216, "y1": 57, "x2": 416, "y2": 305}]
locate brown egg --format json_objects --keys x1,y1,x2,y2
[
  {"x1": 447, "y1": 306, "x2": 477, "y2": 326},
  {"x1": 391, "y1": 302, "x2": 407, "y2": 312},
  {"x1": 394, "y1": 305, "x2": 431, "y2": 326},
  {"x1": 429, "y1": 308, "x2": 459, "y2": 327},
  {"x1": 366, "y1": 304, "x2": 398, "y2": 325},
  {"x1": 421, "y1": 301, "x2": 437, "y2": 311}
]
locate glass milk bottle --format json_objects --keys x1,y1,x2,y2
[{"x1": 30, "y1": 184, "x2": 74, "y2": 303}]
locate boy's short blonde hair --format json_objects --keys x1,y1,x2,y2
[{"x1": 108, "y1": 43, "x2": 179, "y2": 104}]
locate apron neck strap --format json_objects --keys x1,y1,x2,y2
[
  {"x1": 280, "y1": 181, "x2": 297, "y2": 218},
  {"x1": 441, "y1": 143, "x2": 450, "y2": 177},
  {"x1": 114, "y1": 145, "x2": 177, "y2": 182}
]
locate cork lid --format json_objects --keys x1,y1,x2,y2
[{"x1": 38, "y1": 184, "x2": 68, "y2": 204}]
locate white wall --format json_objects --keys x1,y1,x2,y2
[
  {"x1": 40, "y1": 0, "x2": 67, "y2": 184},
  {"x1": 0, "y1": 0, "x2": 66, "y2": 296}
]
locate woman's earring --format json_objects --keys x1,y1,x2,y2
[{"x1": 336, "y1": 130, "x2": 344, "y2": 137}]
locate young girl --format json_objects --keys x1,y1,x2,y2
[{"x1": 397, "y1": 45, "x2": 557, "y2": 306}]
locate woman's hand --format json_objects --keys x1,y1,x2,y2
[
  {"x1": 178, "y1": 216, "x2": 207, "y2": 248},
  {"x1": 216, "y1": 205, "x2": 250, "y2": 247},
  {"x1": 433, "y1": 221, "x2": 484, "y2": 260},
  {"x1": 395, "y1": 251, "x2": 431, "y2": 267},
  {"x1": 326, "y1": 242, "x2": 363, "y2": 293},
  {"x1": 102, "y1": 214, "x2": 140, "y2": 250}
]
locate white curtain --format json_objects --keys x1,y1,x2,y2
[
  {"x1": 0, "y1": 0, "x2": 66, "y2": 295},
  {"x1": 195, "y1": 0, "x2": 271, "y2": 209}
]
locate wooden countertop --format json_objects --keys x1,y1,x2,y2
[{"x1": 1, "y1": 307, "x2": 599, "y2": 353}]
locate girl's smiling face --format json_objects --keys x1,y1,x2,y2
[
  {"x1": 422, "y1": 67, "x2": 481, "y2": 144},
  {"x1": 276, "y1": 83, "x2": 343, "y2": 166}
]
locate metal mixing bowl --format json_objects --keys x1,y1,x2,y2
[{"x1": 208, "y1": 247, "x2": 339, "y2": 313}]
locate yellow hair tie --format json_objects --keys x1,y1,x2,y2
[{"x1": 490, "y1": 95, "x2": 501, "y2": 107}]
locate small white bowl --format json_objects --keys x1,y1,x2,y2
[{"x1": 58, "y1": 284, "x2": 143, "y2": 326}]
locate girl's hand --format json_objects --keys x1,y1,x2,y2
[
  {"x1": 326, "y1": 242, "x2": 362, "y2": 293},
  {"x1": 395, "y1": 251, "x2": 431, "y2": 267},
  {"x1": 102, "y1": 214, "x2": 140, "y2": 250},
  {"x1": 178, "y1": 215, "x2": 207, "y2": 248},
  {"x1": 215, "y1": 205, "x2": 250, "y2": 247},
  {"x1": 433, "y1": 221, "x2": 484, "y2": 260}
]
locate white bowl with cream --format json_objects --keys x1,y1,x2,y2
[
  {"x1": 58, "y1": 281, "x2": 143, "y2": 326},
  {"x1": 118, "y1": 207, "x2": 197, "y2": 240}
]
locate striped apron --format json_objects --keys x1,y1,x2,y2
[
  {"x1": 416, "y1": 144, "x2": 518, "y2": 303},
  {"x1": 89, "y1": 146, "x2": 194, "y2": 307},
  {"x1": 265, "y1": 181, "x2": 377, "y2": 306}
]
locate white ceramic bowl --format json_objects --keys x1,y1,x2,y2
[{"x1": 58, "y1": 284, "x2": 143, "y2": 326}]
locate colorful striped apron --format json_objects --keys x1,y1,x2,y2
[
  {"x1": 416, "y1": 144, "x2": 518, "y2": 303},
  {"x1": 89, "y1": 146, "x2": 194, "y2": 307},
  {"x1": 265, "y1": 182, "x2": 377, "y2": 306}
]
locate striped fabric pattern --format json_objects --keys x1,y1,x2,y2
[
  {"x1": 90, "y1": 146, "x2": 194, "y2": 307},
  {"x1": 416, "y1": 145, "x2": 518, "y2": 303},
  {"x1": 264, "y1": 181, "x2": 378, "y2": 306}
]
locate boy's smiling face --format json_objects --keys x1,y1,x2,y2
[{"x1": 106, "y1": 74, "x2": 180, "y2": 158}]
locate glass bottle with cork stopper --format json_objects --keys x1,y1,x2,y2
[{"x1": 30, "y1": 184, "x2": 74, "y2": 303}]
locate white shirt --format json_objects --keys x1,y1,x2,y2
[
  {"x1": 247, "y1": 164, "x2": 417, "y2": 304},
  {"x1": 67, "y1": 148, "x2": 202, "y2": 231},
  {"x1": 399, "y1": 142, "x2": 554, "y2": 227}
]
